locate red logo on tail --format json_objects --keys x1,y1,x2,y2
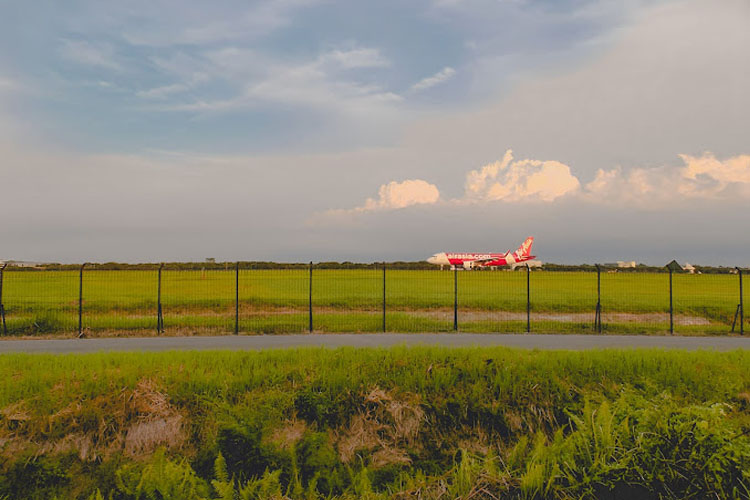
[{"x1": 513, "y1": 237, "x2": 534, "y2": 260}]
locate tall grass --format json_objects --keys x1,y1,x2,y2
[{"x1": 0, "y1": 347, "x2": 748, "y2": 498}]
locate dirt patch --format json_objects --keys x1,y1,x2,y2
[
  {"x1": 0, "y1": 401, "x2": 31, "y2": 423},
  {"x1": 0, "y1": 378, "x2": 187, "y2": 461},
  {"x1": 270, "y1": 419, "x2": 307, "y2": 450},
  {"x1": 336, "y1": 387, "x2": 424, "y2": 467},
  {"x1": 399, "y1": 309, "x2": 711, "y2": 326},
  {"x1": 124, "y1": 415, "x2": 184, "y2": 456}
]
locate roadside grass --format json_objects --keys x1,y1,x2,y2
[
  {"x1": 0, "y1": 347, "x2": 748, "y2": 499},
  {"x1": 1, "y1": 270, "x2": 746, "y2": 336}
]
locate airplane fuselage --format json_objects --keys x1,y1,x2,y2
[
  {"x1": 427, "y1": 252, "x2": 525, "y2": 268},
  {"x1": 427, "y1": 237, "x2": 535, "y2": 269}
]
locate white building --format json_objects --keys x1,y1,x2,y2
[{"x1": 682, "y1": 263, "x2": 696, "y2": 274}]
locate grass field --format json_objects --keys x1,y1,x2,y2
[
  {"x1": 0, "y1": 347, "x2": 748, "y2": 499},
  {"x1": 1, "y1": 269, "x2": 746, "y2": 336}
]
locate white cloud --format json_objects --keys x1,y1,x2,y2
[
  {"x1": 324, "y1": 179, "x2": 441, "y2": 218},
  {"x1": 464, "y1": 149, "x2": 580, "y2": 202},
  {"x1": 410, "y1": 67, "x2": 456, "y2": 92},
  {"x1": 118, "y1": 0, "x2": 321, "y2": 47},
  {"x1": 244, "y1": 47, "x2": 398, "y2": 111},
  {"x1": 362, "y1": 179, "x2": 441, "y2": 210},
  {"x1": 136, "y1": 83, "x2": 191, "y2": 99},
  {"x1": 322, "y1": 48, "x2": 391, "y2": 69},
  {"x1": 323, "y1": 150, "x2": 750, "y2": 221},
  {"x1": 59, "y1": 39, "x2": 121, "y2": 71},
  {"x1": 584, "y1": 152, "x2": 750, "y2": 205},
  {"x1": 165, "y1": 46, "x2": 401, "y2": 116}
]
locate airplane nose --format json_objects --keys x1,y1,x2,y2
[{"x1": 427, "y1": 255, "x2": 438, "y2": 264}]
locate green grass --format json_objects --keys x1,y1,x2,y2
[
  {"x1": 0, "y1": 347, "x2": 748, "y2": 499},
  {"x1": 1, "y1": 269, "x2": 746, "y2": 335}
]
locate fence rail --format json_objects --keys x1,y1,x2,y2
[{"x1": 0, "y1": 264, "x2": 745, "y2": 337}]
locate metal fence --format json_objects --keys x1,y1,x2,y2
[{"x1": 0, "y1": 263, "x2": 745, "y2": 337}]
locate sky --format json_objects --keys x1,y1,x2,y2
[{"x1": 1, "y1": 0, "x2": 749, "y2": 265}]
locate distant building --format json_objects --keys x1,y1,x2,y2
[
  {"x1": 2, "y1": 260, "x2": 47, "y2": 268},
  {"x1": 682, "y1": 263, "x2": 697, "y2": 274},
  {"x1": 603, "y1": 261, "x2": 637, "y2": 269},
  {"x1": 205, "y1": 258, "x2": 216, "y2": 264}
]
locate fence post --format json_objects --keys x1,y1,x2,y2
[
  {"x1": 526, "y1": 264, "x2": 531, "y2": 333},
  {"x1": 595, "y1": 264, "x2": 602, "y2": 333},
  {"x1": 157, "y1": 264, "x2": 164, "y2": 334},
  {"x1": 235, "y1": 262, "x2": 240, "y2": 335},
  {"x1": 0, "y1": 263, "x2": 6, "y2": 336},
  {"x1": 78, "y1": 263, "x2": 86, "y2": 338},
  {"x1": 739, "y1": 268, "x2": 744, "y2": 336},
  {"x1": 668, "y1": 266, "x2": 674, "y2": 335},
  {"x1": 453, "y1": 266, "x2": 458, "y2": 331},
  {"x1": 309, "y1": 262, "x2": 313, "y2": 333},
  {"x1": 382, "y1": 263, "x2": 386, "y2": 333}
]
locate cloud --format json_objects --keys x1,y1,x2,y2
[
  {"x1": 585, "y1": 152, "x2": 750, "y2": 205},
  {"x1": 322, "y1": 48, "x2": 391, "y2": 69},
  {"x1": 410, "y1": 67, "x2": 456, "y2": 92},
  {"x1": 464, "y1": 149, "x2": 580, "y2": 202},
  {"x1": 136, "y1": 83, "x2": 191, "y2": 99},
  {"x1": 363, "y1": 179, "x2": 441, "y2": 210},
  {"x1": 118, "y1": 0, "x2": 321, "y2": 47},
  {"x1": 324, "y1": 179, "x2": 441, "y2": 218},
  {"x1": 59, "y1": 39, "x2": 121, "y2": 71},
  {"x1": 324, "y1": 150, "x2": 750, "y2": 222},
  {"x1": 165, "y1": 46, "x2": 401, "y2": 116},
  {"x1": 0, "y1": 77, "x2": 15, "y2": 92}
]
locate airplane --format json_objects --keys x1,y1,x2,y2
[{"x1": 426, "y1": 237, "x2": 535, "y2": 270}]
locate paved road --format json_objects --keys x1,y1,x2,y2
[{"x1": 0, "y1": 334, "x2": 747, "y2": 354}]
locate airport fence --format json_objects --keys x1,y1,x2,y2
[{"x1": 0, "y1": 262, "x2": 745, "y2": 337}]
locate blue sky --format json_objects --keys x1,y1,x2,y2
[
  {"x1": 1, "y1": 0, "x2": 749, "y2": 264},
  {"x1": 1, "y1": 0, "x2": 626, "y2": 153}
]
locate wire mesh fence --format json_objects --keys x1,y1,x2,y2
[
  {"x1": 386, "y1": 269, "x2": 454, "y2": 332},
  {"x1": 0, "y1": 263, "x2": 746, "y2": 337},
  {"x1": 457, "y1": 269, "x2": 528, "y2": 333},
  {"x1": 161, "y1": 267, "x2": 235, "y2": 335},
  {"x1": 2, "y1": 269, "x2": 80, "y2": 335},
  {"x1": 532, "y1": 269, "x2": 598, "y2": 334},
  {"x1": 600, "y1": 269, "x2": 671, "y2": 334},
  {"x1": 240, "y1": 267, "x2": 310, "y2": 334},
  {"x1": 82, "y1": 269, "x2": 158, "y2": 336},
  {"x1": 313, "y1": 268, "x2": 382, "y2": 332}
]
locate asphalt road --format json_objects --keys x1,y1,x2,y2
[{"x1": 0, "y1": 334, "x2": 747, "y2": 354}]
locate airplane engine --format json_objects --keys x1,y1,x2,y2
[{"x1": 463, "y1": 261, "x2": 474, "y2": 270}]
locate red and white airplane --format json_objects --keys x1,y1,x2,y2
[{"x1": 427, "y1": 237, "x2": 535, "y2": 269}]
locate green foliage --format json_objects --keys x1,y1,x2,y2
[
  {"x1": 237, "y1": 469, "x2": 284, "y2": 500},
  {"x1": 210, "y1": 453, "x2": 234, "y2": 500},
  {"x1": 0, "y1": 455, "x2": 70, "y2": 500},
  {"x1": 1, "y1": 348, "x2": 749, "y2": 499},
  {"x1": 115, "y1": 449, "x2": 211, "y2": 500},
  {"x1": 296, "y1": 432, "x2": 347, "y2": 496},
  {"x1": 216, "y1": 425, "x2": 270, "y2": 482},
  {"x1": 627, "y1": 400, "x2": 750, "y2": 498}
]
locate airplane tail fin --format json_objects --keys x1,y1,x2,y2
[{"x1": 513, "y1": 237, "x2": 534, "y2": 260}]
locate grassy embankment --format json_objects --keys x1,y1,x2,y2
[
  {"x1": 0, "y1": 347, "x2": 749, "y2": 499},
  {"x1": 2, "y1": 270, "x2": 746, "y2": 336}
]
